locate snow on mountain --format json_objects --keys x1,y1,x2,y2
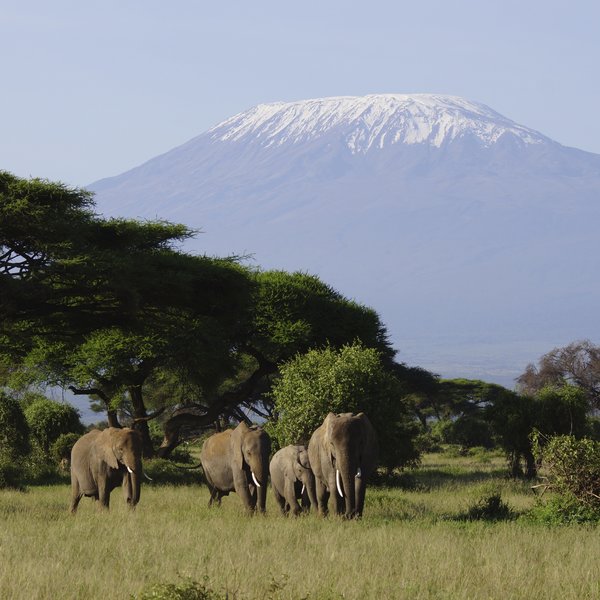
[
  {"x1": 209, "y1": 95, "x2": 547, "y2": 151},
  {"x1": 90, "y1": 94, "x2": 600, "y2": 386}
]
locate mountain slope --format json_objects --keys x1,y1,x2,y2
[{"x1": 90, "y1": 94, "x2": 600, "y2": 384}]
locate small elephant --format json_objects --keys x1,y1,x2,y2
[
  {"x1": 70, "y1": 427, "x2": 143, "y2": 513},
  {"x1": 308, "y1": 412, "x2": 378, "y2": 519},
  {"x1": 200, "y1": 422, "x2": 271, "y2": 513},
  {"x1": 269, "y1": 445, "x2": 317, "y2": 516}
]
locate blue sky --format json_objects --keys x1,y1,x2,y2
[{"x1": 1, "y1": 0, "x2": 599, "y2": 187}]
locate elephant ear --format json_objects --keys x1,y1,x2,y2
[
  {"x1": 230, "y1": 422, "x2": 249, "y2": 471},
  {"x1": 298, "y1": 447, "x2": 311, "y2": 470},
  {"x1": 101, "y1": 429, "x2": 120, "y2": 470},
  {"x1": 324, "y1": 412, "x2": 338, "y2": 444}
]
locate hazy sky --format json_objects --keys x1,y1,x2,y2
[{"x1": 2, "y1": 0, "x2": 599, "y2": 187}]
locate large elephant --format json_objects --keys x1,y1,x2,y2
[
  {"x1": 70, "y1": 427, "x2": 143, "y2": 513},
  {"x1": 269, "y1": 445, "x2": 317, "y2": 516},
  {"x1": 308, "y1": 412, "x2": 378, "y2": 519},
  {"x1": 200, "y1": 422, "x2": 271, "y2": 513}
]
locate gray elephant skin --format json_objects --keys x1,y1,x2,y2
[
  {"x1": 269, "y1": 445, "x2": 317, "y2": 515},
  {"x1": 308, "y1": 412, "x2": 378, "y2": 518},
  {"x1": 70, "y1": 427, "x2": 143, "y2": 513},
  {"x1": 200, "y1": 422, "x2": 271, "y2": 513}
]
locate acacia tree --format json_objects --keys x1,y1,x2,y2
[
  {"x1": 517, "y1": 340, "x2": 600, "y2": 408},
  {"x1": 155, "y1": 270, "x2": 397, "y2": 456},
  {"x1": 1, "y1": 172, "x2": 252, "y2": 455}
]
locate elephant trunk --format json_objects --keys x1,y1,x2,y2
[
  {"x1": 336, "y1": 454, "x2": 357, "y2": 518},
  {"x1": 123, "y1": 454, "x2": 142, "y2": 507},
  {"x1": 250, "y1": 458, "x2": 269, "y2": 513}
]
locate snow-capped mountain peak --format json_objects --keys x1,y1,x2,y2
[{"x1": 208, "y1": 94, "x2": 547, "y2": 153}]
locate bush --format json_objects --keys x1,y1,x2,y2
[
  {"x1": 461, "y1": 493, "x2": 513, "y2": 521},
  {"x1": 526, "y1": 493, "x2": 600, "y2": 525},
  {"x1": 133, "y1": 576, "x2": 223, "y2": 600},
  {"x1": 268, "y1": 342, "x2": 420, "y2": 470},
  {"x1": 0, "y1": 392, "x2": 30, "y2": 460},
  {"x1": 0, "y1": 456, "x2": 24, "y2": 490},
  {"x1": 533, "y1": 434, "x2": 600, "y2": 508},
  {"x1": 24, "y1": 397, "x2": 84, "y2": 457},
  {"x1": 51, "y1": 432, "x2": 82, "y2": 464}
]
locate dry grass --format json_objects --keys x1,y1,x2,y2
[{"x1": 1, "y1": 452, "x2": 599, "y2": 599}]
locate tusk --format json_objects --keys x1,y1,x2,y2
[
  {"x1": 356, "y1": 467, "x2": 362, "y2": 479},
  {"x1": 336, "y1": 469, "x2": 344, "y2": 497},
  {"x1": 143, "y1": 471, "x2": 153, "y2": 481},
  {"x1": 251, "y1": 471, "x2": 261, "y2": 488},
  {"x1": 126, "y1": 465, "x2": 133, "y2": 474},
  {"x1": 301, "y1": 484, "x2": 305, "y2": 495}
]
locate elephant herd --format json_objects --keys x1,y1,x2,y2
[{"x1": 69, "y1": 411, "x2": 378, "y2": 519}]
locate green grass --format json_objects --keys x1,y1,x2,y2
[{"x1": 1, "y1": 452, "x2": 599, "y2": 599}]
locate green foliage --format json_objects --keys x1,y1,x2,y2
[
  {"x1": 24, "y1": 397, "x2": 84, "y2": 456},
  {"x1": 533, "y1": 433, "x2": 600, "y2": 511},
  {"x1": 50, "y1": 432, "x2": 81, "y2": 463},
  {"x1": 0, "y1": 455, "x2": 24, "y2": 489},
  {"x1": 459, "y1": 491, "x2": 514, "y2": 521},
  {"x1": 0, "y1": 391, "x2": 30, "y2": 460},
  {"x1": 268, "y1": 342, "x2": 420, "y2": 469},
  {"x1": 133, "y1": 576, "x2": 223, "y2": 600},
  {"x1": 252, "y1": 271, "x2": 393, "y2": 363},
  {"x1": 526, "y1": 493, "x2": 600, "y2": 525}
]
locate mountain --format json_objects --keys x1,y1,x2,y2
[{"x1": 90, "y1": 94, "x2": 600, "y2": 386}]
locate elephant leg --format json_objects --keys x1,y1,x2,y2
[
  {"x1": 315, "y1": 477, "x2": 329, "y2": 517},
  {"x1": 98, "y1": 480, "x2": 110, "y2": 510},
  {"x1": 70, "y1": 476, "x2": 82, "y2": 514},
  {"x1": 284, "y1": 478, "x2": 301, "y2": 516},
  {"x1": 355, "y1": 477, "x2": 367, "y2": 518},
  {"x1": 233, "y1": 472, "x2": 255, "y2": 514},
  {"x1": 272, "y1": 485, "x2": 287, "y2": 515},
  {"x1": 208, "y1": 485, "x2": 221, "y2": 507}
]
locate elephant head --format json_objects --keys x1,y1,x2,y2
[
  {"x1": 102, "y1": 427, "x2": 143, "y2": 507},
  {"x1": 230, "y1": 422, "x2": 271, "y2": 513},
  {"x1": 292, "y1": 446, "x2": 317, "y2": 509},
  {"x1": 309, "y1": 412, "x2": 378, "y2": 519}
]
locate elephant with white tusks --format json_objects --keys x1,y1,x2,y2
[
  {"x1": 200, "y1": 422, "x2": 271, "y2": 514},
  {"x1": 269, "y1": 445, "x2": 317, "y2": 516},
  {"x1": 308, "y1": 412, "x2": 378, "y2": 519},
  {"x1": 70, "y1": 427, "x2": 143, "y2": 513}
]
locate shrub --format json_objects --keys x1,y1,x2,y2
[
  {"x1": 461, "y1": 493, "x2": 513, "y2": 521},
  {"x1": 51, "y1": 432, "x2": 82, "y2": 464},
  {"x1": 268, "y1": 342, "x2": 420, "y2": 470},
  {"x1": 24, "y1": 397, "x2": 84, "y2": 457},
  {"x1": 526, "y1": 493, "x2": 600, "y2": 525},
  {"x1": 0, "y1": 392, "x2": 30, "y2": 460},
  {"x1": 132, "y1": 576, "x2": 223, "y2": 600},
  {"x1": 0, "y1": 456, "x2": 24, "y2": 490},
  {"x1": 532, "y1": 433, "x2": 600, "y2": 511}
]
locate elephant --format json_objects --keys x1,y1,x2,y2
[
  {"x1": 200, "y1": 422, "x2": 271, "y2": 513},
  {"x1": 308, "y1": 412, "x2": 378, "y2": 519},
  {"x1": 269, "y1": 445, "x2": 317, "y2": 516},
  {"x1": 70, "y1": 427, "x2": 143, "y2": 513}
]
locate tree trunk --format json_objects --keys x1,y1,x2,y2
[{"x1": 128, "y1": 385, "x2": 154, "y2": 458}]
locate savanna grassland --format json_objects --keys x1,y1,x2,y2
[{"x1": 1, "y1": 452, "x2": 599, "y2": 600}]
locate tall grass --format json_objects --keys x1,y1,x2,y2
[{"x1": 0, "y1": 452, "x2": 598, "y2": 599}]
